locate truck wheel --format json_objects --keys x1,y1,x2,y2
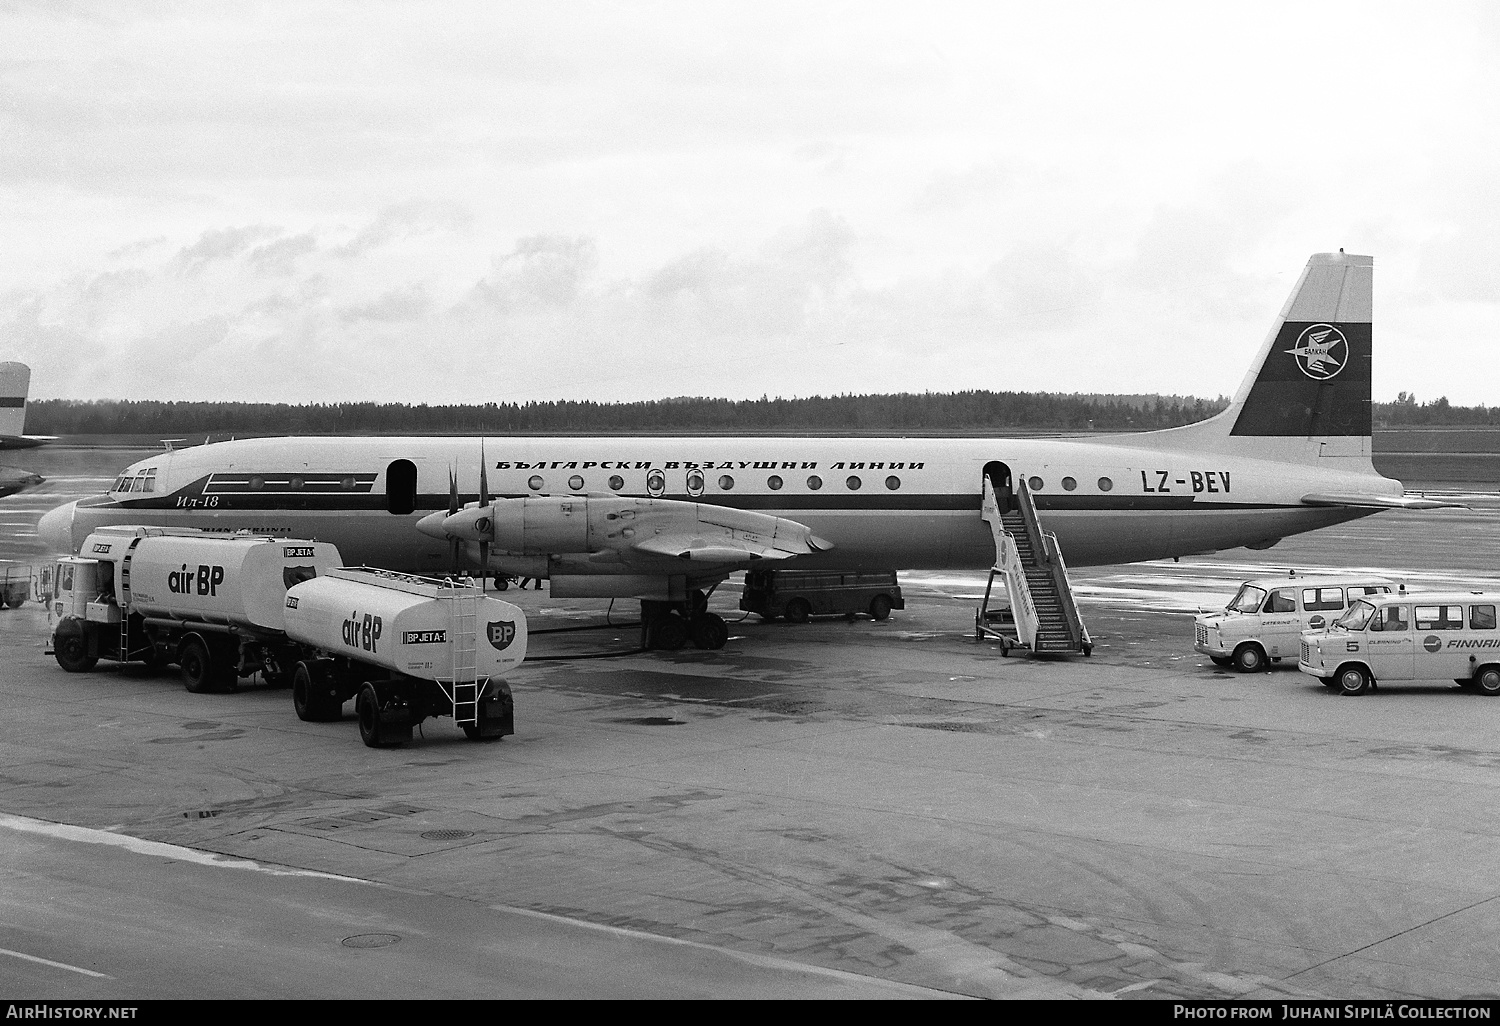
[
  {"x1": 1475, "y1": 666, "x2": 1500, "y2": 696},
  {"x1": 868, "y1": 595, "x2": 893, "y2": 621},
  {"x1": 356, "y1": 683, "x2": 410, "y2": 747},
  {"x1": 785, "y1": 599, "x2": 811, "y2": 624},
  {"x1": 1337, "y1": 664, "x2": 1371, "y2": 696},
  {"x1": 179, "y1": 637, "x2": 217, "y2": 694},
  {"x1": 6, "y1": 587, "x2": 26, "y2": 608},
  {"x1": 292, "y1": 662, "x2": 341, "y2": 722},
  {"x1": 1232, "y1": 643, "x2": 1267, "y2": 673},
  {"x1": 54, "y1": 633, "x2": 97, "y2": 673}
]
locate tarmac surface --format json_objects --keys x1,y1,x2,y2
[{"x1": 2, "y1": 446, "x2": 1499, "y2": 999}]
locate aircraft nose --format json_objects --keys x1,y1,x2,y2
[
  {"x1": 37, "y1": 500, "x2": 77, "y2": 553},
  {"x1": 415, "y1": 510, "x2": 450, "y2": 540}
]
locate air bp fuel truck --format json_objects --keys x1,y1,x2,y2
[{"x1": 45, "y1": 526, "x2": 522, "y2": 747}]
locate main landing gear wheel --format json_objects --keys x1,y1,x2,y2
[
  {"x1": 784, "y1": 598, "x2": 812, "y2": 624},
  {"x1": 1232, "y1": 643, "x2": 1267, "y2": 673},
  {"x1": 690, "y1": 612, "x2": 729, "y2": 650},
  {"x1": 1475, "y1": 665, "x2": 1500, "y2": 696},
  {"x1": 868, "y1": 595, "x2": 893, "y2": 621},
  {"x1": 653, "y1": 613, "x2": 689, "y2": 651},
  {"x1": 1337, "y1": 665, "x2": 1372, "y2": 696}
]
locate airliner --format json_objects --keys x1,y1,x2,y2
[
  {"x1": 0, "y1": 362, "x2": 55, "y2": 449},
  {"x1": 38, "y1": 252, "x2": 1438, "y2": 648}
]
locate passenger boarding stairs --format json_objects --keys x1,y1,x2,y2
[{"x1": 975, "y1": 476, "x2": 1091, "y2": 657}]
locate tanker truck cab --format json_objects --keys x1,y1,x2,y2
[
  {"x1": 1299, "y1": 591, "x2": 1500, "y2": 697},
  {"x1": 1194, "y1": 572, "x2": 1397, "y2": 673}
]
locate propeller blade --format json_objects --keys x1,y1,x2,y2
[
  {"x1": 447, "y1": 465, "x2": 461, "y2": 565},
  {"x1": 478, "y1": 440, "x2": 489, "y2": 590}
]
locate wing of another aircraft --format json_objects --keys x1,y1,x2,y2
[{"x1": 1301, "y1": 491, "x2": 1467, "y2": 510}]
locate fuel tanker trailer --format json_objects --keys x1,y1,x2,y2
[
  {"x1": 283, "y1": 567, "x2": 523, "y2": 747},
  {"x1": 46, "y1": 526, "x2": 342, "y2": 691}
]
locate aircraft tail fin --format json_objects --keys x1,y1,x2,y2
[
  {"x1": 1123, "y1": 252, "x2": 1374, "y2": 465},
  {"x1": 0, "y1": 362, "x2": 29, "y2": 440}
]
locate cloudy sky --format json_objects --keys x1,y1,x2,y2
[{"x1": 4, "y1": 1, "x2": 1499, "y2": 406}]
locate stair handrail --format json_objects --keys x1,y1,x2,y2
[
  {"x1": 1040, "y1": 530, "x2": 1089, "y2": 649},
  {"x1": 981, "y1": 478, "x2": 1038, "y2": 649}
]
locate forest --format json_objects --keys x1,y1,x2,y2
[{"x1": 22, "y1": 390, "x2": 1493, "y2": 436}]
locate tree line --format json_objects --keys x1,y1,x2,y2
[
  {"x1": 23, "y1": 390, "x2": 1495, "y2": 436},
  {"x1": 27, "y1": 392, "x2": 1229, "y2": 436}
]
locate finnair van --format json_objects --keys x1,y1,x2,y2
[
  {"x1": 1299, "y1": 591, "x2": 1500, "y2": 696},
  {"x1": 1194, "y1": 573, "x2": 1397, "y2": 672}
]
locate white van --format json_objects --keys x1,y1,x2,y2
[
  {"x1": 1299, "y1": 591, "x2": 1500, "y2": 696},
  {"x1": 1194, "y1": 573, "x2": 1397, "y2": 672}
]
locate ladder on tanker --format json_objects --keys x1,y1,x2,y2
[
  {"x1": 441, "y1": 582, "x2": 482, "y2": 727},
  {"x1": 975, "y1": 476, "x2": 1091, "y2": 657}
]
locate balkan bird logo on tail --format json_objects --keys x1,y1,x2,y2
[{"x1": 1285, "y1": 324, "x2": 1349, "y2": 380}]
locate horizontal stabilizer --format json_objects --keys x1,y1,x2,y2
[{"x1": 1301, "y1": 491, "x2": 1467, "y2": 510}]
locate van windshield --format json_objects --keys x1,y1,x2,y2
[
  {"x1": 1334, "y1": 600, "x2": 1376, "y2": 631},
  {"x1": 1227, "y1": 585, "x2": 1267, "y2": 613}
]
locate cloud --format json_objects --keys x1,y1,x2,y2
[{"x1": 175, "y1": 226, "x2": 282, "y2": 275}]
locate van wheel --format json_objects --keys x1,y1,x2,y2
[
  {"x1": 868, "y1": 595, "x2": 893, "y2": 621},
  {"x1": 1475, "y1": 666, "x2": 1500, "y2": 696},
  {"x1": 1209, "y1": 655, "x2": 1233, "y2": 667},
  {"x1": 785, "y1": 599, "x2": 811, "y2": 624},
  {"x1": 179, "y1": 637, "x2": 217, "y2": 693},
  {"x1": 1337, "y1": 665, "x2": 1371, "y2": 696},
  {"x1": 1232, "y1": 643, "x2": 1267, "y2": 673}
]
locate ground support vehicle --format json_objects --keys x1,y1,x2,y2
[
  {"x1": 740, "y1": 568, "x2": 904, "y2": 623},
  {"x1": 45, "y1": 527, "x2": 342, "y2": 691},
  {"x1": 1194, "y1": 572, "x2": 1396, "y2": 672},
  {"x1": 283, "y1": 567, "x2": 522, "y2": 747},
  {"x1": 1, "y1": 563, "x2": 33, "y2": 608},
  {"x1": 1298, "y1": 590, "x2": 1500, "y2": 696}
]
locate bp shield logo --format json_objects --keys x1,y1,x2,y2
[
  {"x1": 487, "y1": 620, "x2": 517, "y2": 651},
  {"x1": 1285, "y1": 324, "x2": 1349, "y2": 380},
  {"x1": 1423, "y1": 635, "x2": 1442, "y2": 653}
]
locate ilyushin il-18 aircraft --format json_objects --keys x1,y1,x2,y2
[{"x1": 39, "y1": 252, "x2": 1441, "y2": 648}]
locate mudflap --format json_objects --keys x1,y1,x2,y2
[{"x1": 477, "y1": 681, "x2": 515, "y2": 739}]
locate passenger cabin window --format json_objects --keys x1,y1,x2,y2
[
  {"x1": 385, "y1": 459, "x2": 418, "y2": 515},
  {"x1": 1414, "y1": 605, "x2": 1464, "y2": 631},
  {"x1": 1372, "y1": 605, "x2": 1408, "y2": 632},
  {"x1": 1263, "y1": 589, "x2": 1296, "y2": 613},
  {"x1": 1301, "y1": 587, "x2": 1344, "y2": 611},
  {"x1": 1471, "y1": 605, "x2": 1497, "y2": 630},
  {"x1": 1351, "y1": 585, "x2": 1391, "y2": 597}
]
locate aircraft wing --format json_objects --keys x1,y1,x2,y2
[
  {"x1": 631, "y1": 533, "x2": 803, "y2": 563},
  {"x1": 1301, "y1": 491, "x2": 1467, "y2": 510}
]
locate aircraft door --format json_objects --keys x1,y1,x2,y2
[
  {"x1": 982, "y1": 461, "x2": 1014, "y2": 513},
  {"x1": 386, "y1": 459, "x2": 418, "y2": 515}
]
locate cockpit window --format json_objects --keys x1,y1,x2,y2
[{"x1": 1227, "y1": 585, "x2": 1267, "y2": 614}]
